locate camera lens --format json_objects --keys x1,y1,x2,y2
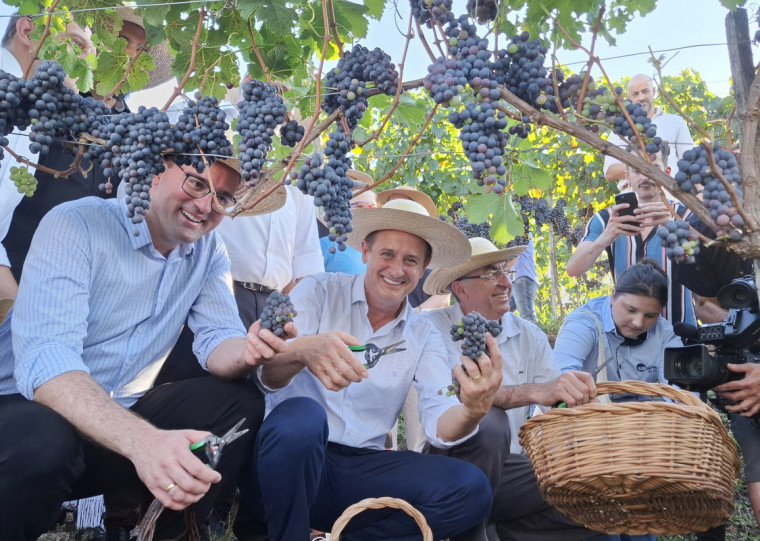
[{"x1": 674, "y1": 358, "x2": 703, "y2": 379}]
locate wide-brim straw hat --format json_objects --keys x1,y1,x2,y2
[
  {"x1": 346, "y1": 199, "x2": 470, "y2": 269},
  {"x1": 376, "y1": 185, "x2": 437, "y2": 218},
  {"x1": 115, "y1": 7, "x2": 174, "y2": 89},
  {"x1": 217, "y1": 158, "x2": 286, "y2": 217},
  {"x1": 424, "y1": 237, "x2": 527, "y2": 295}
]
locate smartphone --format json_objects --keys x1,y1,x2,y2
[{"x1": 614, "y1": 192, "x2": 638, "y2": 217}]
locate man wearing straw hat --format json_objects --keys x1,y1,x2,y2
[
  {"x1": 421, "y1": 236, "x2": 598, "y2": 541},
  {"x1": 0, "y1": 158, "x2": 287, "y2": 541},
  {"x1": 241, "y1": 199, "x2": 501, "y2": 541}
]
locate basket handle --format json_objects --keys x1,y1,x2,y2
[
  {"x1": 596, "y1": 380, "x2": 703, "y2": 406},
  {"x1": 329, "y1": 497, "x2": 434, "y2": 541}
]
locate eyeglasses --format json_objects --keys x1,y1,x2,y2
[
  {"x1": 350, "y1": 202, "x2": 376, "y2": 209},
  {"x1": 182, "y1": 173, "x2": 237, "y2": 214},
  {"x1": 458, "y1": 268, "x2": 516, "y2": 284}
]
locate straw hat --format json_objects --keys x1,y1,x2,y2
[
  {"x1": 346, "y1": 199, "x2": 471, "y2": 269},
  {"x1": 115, "y1": 7, "x2": 174, "y2": 89},
  {"x1": 0, "y1": 298, "x2": 12, "y2": 325},
  {"x1": 376, "y1": 185, "x2": 437, "y2": 218},
  {"x1": 347, "y1": 169, "x2": 373, "y2": 186},
  {"x1": 424, "y1": 237, "x2": 527, "y2": 295},
  {"x1": 218, "y1": 158, "x2": 287, "y2": 217}
]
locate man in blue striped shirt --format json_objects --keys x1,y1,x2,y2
[
  {"x1": 0, "y1": 158, "x2": 284, "y2": 541},
  {"x1": 566, "y1": 145, "x2": 696, "y2": 326}
]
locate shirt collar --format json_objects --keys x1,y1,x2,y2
[
  {"x1": 118, "y1": 198, "x2": 195, "y2": 259},
  {"x1": 352, "y1": 274, "x2": 410, "y2": 328}
]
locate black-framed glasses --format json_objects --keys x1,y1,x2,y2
[
  {"x1": 182, "y1": 173, "x2": 237, "y2": 214},
  {"x1": 458, "y1": 268, "x2": 516, "y2": 284}
]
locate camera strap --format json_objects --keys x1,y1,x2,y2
[{"x1": 579, "y1": 310, "x2": 612, "y2": 405}]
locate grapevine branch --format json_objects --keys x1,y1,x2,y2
[
  {"x1": 197, "y1": 57, "x2": 224, "y2": 91},
  {"x1": 161, "y1": 7, "x2": 206, "y2": 111},
  {"x1": 24, "y1": 0, "x2": 62, "y2": 80},
  {"x1": 647, "y1": 47, "x2": 714, "y2": 143},
  {"x1": 497, "y1": 85, "x2": 718, "y2": 233},
  {"x1": 326, "y1": 0, "x2": 345, "y2": 57},
  {"x1": 357, "y1": 104, "x2": 440, "y2": 194},
  {"x1": 548, "y1": 8, "x2": 651, "y2": 161},
  {"x1": 235, "y1": 0, "x2": 336, "y2": 214},
  {"x1": 247, "y1": 21, "x2": 272, "y2": 84},
  {"x1": 575, "y1": 7, "x2": 605, "y2": 116},
  {"x1": 3, "y1": 142, "x2": 87, "y2": 179},
  {"x1": 415, "y1": 19, "x2": 438, "y2": 63}
]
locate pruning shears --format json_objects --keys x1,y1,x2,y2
[
  {"x1": 348, "y1": 340, "x2": 407, "y2": 368},
  {"x1": 190, "y1": 417, "x2": 249, "y2": 469}
]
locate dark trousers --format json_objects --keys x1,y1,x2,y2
[
  {"x1": 426, "y1": 407, "x2": 595, "y2": 541},
  {"x1": 245, "y1": 396, "x2": 492, "y2": 541},
  {"x1": 0, "y1": 377, "x2": 265, "y2": 541}
]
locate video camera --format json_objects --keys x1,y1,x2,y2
[{"x1": 664, "y1": 275, "x2": 760, "y2": 394}]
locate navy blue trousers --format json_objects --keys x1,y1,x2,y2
[
  {"x1": 247, "y1": 396, "x2": 492, "y2": 541},
  {"x1": 0, "y1": 377, "x2": 264, "y2": 541}
]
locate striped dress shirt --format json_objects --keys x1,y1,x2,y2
[{"x1": 0, "y1": 197, "x2": 245, "y2": 407}]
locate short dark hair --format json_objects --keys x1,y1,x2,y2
[
  {"x1": 613, "y1": 258, "x2": 669, "y2": 307},
  {"x1": 364, "y1": 230, "x2": 433, "y2": 267},
  {"x1": 2, "y1": 13, "x2": 26, "y2": 47},
  {"x1": 627, "y1": 141, "x2": 670, "y2": 172}
]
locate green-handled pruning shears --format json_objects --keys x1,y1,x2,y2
[
  {"x1": 190, "y1": 417, "x2": 249, "y2": 469},
  {"x1": 348, "y1": 340, "x2": 407, "y2": 368}
]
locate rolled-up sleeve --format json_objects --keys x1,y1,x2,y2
[
  {"x1": 12, "y1": 207, "x2": 93, "y2": 399},
  {"x1": 553, "y1": 312, "x2": 597, "y2": 374}
]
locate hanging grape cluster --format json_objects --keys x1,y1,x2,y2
[
  {"x1": 296, "y1": 130, "x2": 356, "y2": 253},
  {"x1": 279, "y1": 119, "x2": 305, "y2": 148},
  {"x1": 409, "y1": 0, "x2": 455, "y2": 29},
  {"x1": 674, "y1": 142, "x2": 743, "y2": 239},
  {"x1": 236, "y1": 79, "x2": 287, "y2": 187},
  {"x1": 322, "y1": 46, "x2": 399, "y2": 131},
  {"x1": 441, "y1": 201, "x2": 492, "y2": 240},
  {"x1": 657, "y1": 220, "x2": 700, "y2": 264},
  {"x1": 10, "y1": 166, "x2": 37, "y2": 197},
  {"x1": 171, "y1": 93, "x2": 233, "y2": 173}
]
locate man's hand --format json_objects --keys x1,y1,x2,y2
[
  {"x1": 598, "y1": 204, "x2": 641, "y2": 244},
  {"x1": 714, "y1": 363, "x2": 760, "y2": 417},
  {"x1": 537, "y1": 371, "x2": 597, "y2": 407},
  {"x1": 128, "y1": 428, "x2": 222, "y2": 511},
  {"x1": 298, "y1": 331, "x2": 369, "y2": 391},
  {"x1": 454, "y1": 334, "x2": 503, "y2": 417},
  {"x1": 634, "y1": 201, "x2": 672, "y2": 228},
  {"x1": 244, "y1": 320, "x2": 298, "y2": 366}
]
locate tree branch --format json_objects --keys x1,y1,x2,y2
[
  {"x1": 247, "y1": 21, "x2": 272, "y2": 84},
  {"x1": 161, "y1": 8, "x2": 206, "y2": 111}
]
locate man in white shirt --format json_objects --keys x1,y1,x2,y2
[
  {"x1": 421, "y1": 237, "x2": 597, "y2": 540},
  {"x1": 218, "y1": 184, "x2": 324, "y2": 327},
  {"x1": 603, "y1": 74, "x2": 694, "y2": 189},
  {"x1": 242, "y1": 199, "x2": 502, "y2": 541}
]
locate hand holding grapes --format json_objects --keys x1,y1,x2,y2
[{"x1": 454, "y1": 334, "x2": 503, "y2": 418}]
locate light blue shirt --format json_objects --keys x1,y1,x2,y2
[
  {"x1": 424, "y1": 304, "x2": 558, "y2": 454},
  {"x1": 511, "y1": 238, "x2": 537, "y2": 283},
  {"x1": 266, "y1": 272, "x2": 473, "y2": 451},
  {"x1": 320, "y1": 237, "x2": 366, "y2": 274},
  {"x1": 554, "y1": 296, "x2": 683, "y2": 389},
  {"x1": 0, "y1": 197, "x2": 246, "y2": 406}
]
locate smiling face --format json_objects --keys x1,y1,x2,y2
[
  {"x1": 452, "y1": 261, "x2": 512, "y2": 322},
  {"x1": 361, "y1": 230, "x2": 429, "y2": 310},
  {"x1": 610, "y1": 292, "x2": 663, "y2": 339},
  {"x1": 145, "y1": 161, "x2": 240, "y2": 256}
]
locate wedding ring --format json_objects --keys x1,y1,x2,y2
[
  {"x1": 471, "y1": 374, "x2": 481, "y2": 381},
  {"x1": 165, "y1": 482, "x2": 177, "y2": 492}
]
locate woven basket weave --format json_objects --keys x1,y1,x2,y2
[
  {"x1": 518, "y1": 380, "x2": 741, "y2": 535},
  {"x1": 330, "y1": 497, "x2": 433, "y2": 540}
]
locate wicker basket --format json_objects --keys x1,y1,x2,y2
[
  {"x1": 518, "y1": 380, "x2": 741, "y2": 535},
  {"x1": 330, "y1": 497, "x2": 433, "y2": 540}
]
